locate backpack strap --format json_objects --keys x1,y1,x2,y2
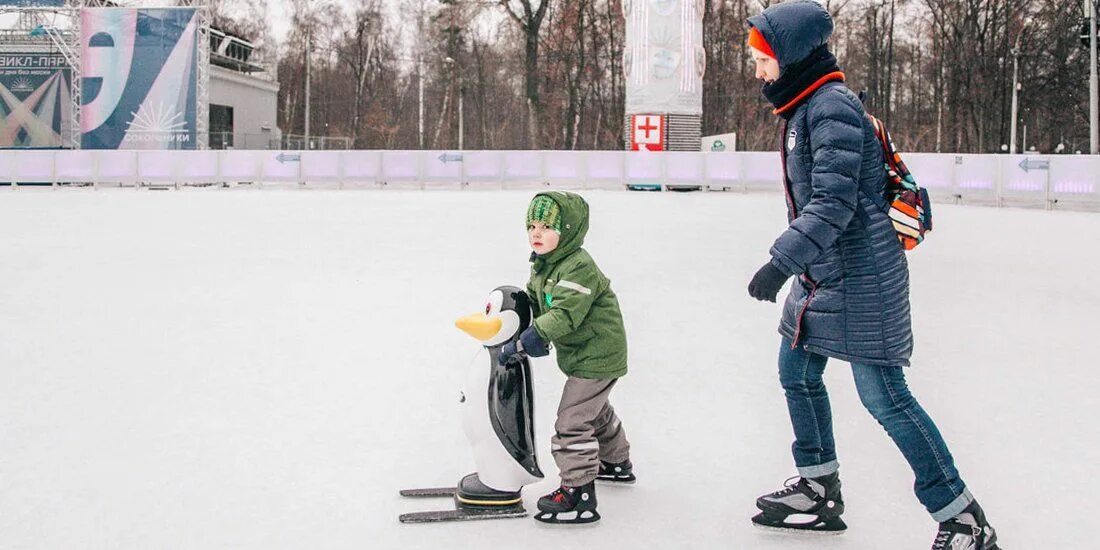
[{"x1": 868, "y1": 114, "x2": 917, "y2": 193}]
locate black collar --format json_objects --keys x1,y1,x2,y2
[{"x1": 762, "y1": 46, "x2": 842, "y2": 120}]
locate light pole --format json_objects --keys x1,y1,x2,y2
[
  {"x1": 1010, "y1": 46, "x2": 1021, "y2": 154},
  {"x1": 1090, "y1": 0, "x2": 1098, "y2": 153},
  {"x1": 444, "y1": 56, "x2": 455, "y2": 149},
  {"x1": 418, "y1": 53, "x2": 425, "y2": 149},
  {"x1": 304, "y1": 25, "x2": 312, "y2": 150}
]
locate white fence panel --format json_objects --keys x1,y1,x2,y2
[
  {"x1": 380, "y1": 151, "x2": 420, "y2": 185},
  {"x1": 218, "y1": 151, "x2": 263, "y2": 182},
  {"x1": 341, "y1": 151, "x2": 381, "y2": 185},
  {"x1": 0, "y1": 151, "x2": 11, "y2": 183},
  {"x1": 705, "y1": 153, "x2": 741, "y2": 190},
  {"x1": 995, "y1": 155, "x2": 1043, "y2": 208},
  {"x1": 97, "y1": 151, "x2": 139, "y2": 183},
  {"x1": 302, "y1": 151, "x2": 343, "y2": 183},
  {"x1": 740, "y1": 152, "x2": 782, "y2": 191},
  {"x1": 584, "y1": 151, "x2": 625, "y2": 189},
  {"x1": 665, "y1": 152, "x2": 705, "y2": 187},
  {"x1": 954, "y1": 154, "x2": 998, "y2": 201},
  {"x1": 138, "y1": 151, "x2": 185, "y2": 182},
  {"x1": 55, "y1": 150, "x2": 97, "y2": 182},
  {"x1": 904, "y1": 154, "x2": 952, "y2": 193},
  {"x1": 501, "y1": 151, "x2": 544, "y2": 188},
  {"x1": 542, "y1": 151, "x2": 586, "y2": 189},
  {"x1": 422, "y1": 151, "x2": 464, "y2": 185},
  {"x1": 1049, "y1": 155, "x2": 1099, "y2": 205},
  {"x1": 463, "y1": 151, "x2": 505, "y2": 187},
  {"x1": 175, "y1": 151, "x2": 221, "y2": 183},
  {"x1": 260, "y1": 151, "x2": 302, "y2": 182},
  {"x1": 625, "y1": 151, "x2": 663, "y2": 187},
  {"x1": 12, "y1": 150, "x2": 55, "y2": 183}
]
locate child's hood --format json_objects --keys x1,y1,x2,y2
[{"x1": 531, "y1": 191, "x2": 589, "y2": 267}]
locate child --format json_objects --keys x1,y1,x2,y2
[{"x1": 498, "y1": 191, "x2": 632, "y2": 525}]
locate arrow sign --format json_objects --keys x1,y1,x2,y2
[
  {"x1": 1018, "y1": 158, "x2": 1050, "y2": 172},
  {"x1": 438, "y1": 153, "x2": 464, "y2": 164},
  {"x1": 276, "y1": 153, "x2": 301, "y2": 164}
]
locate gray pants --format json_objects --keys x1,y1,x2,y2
[{"x1": 551, "y1": 377, "x2": 631, "y2": 486}]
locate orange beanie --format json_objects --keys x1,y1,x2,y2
[{"x1": 747, "y1": 26, "x2": 776, "y2": 59}]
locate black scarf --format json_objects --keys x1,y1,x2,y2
[{"x1": 762, "y1": 46, "x2": 842, "y2": 120}]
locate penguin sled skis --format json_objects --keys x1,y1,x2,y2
[
  {"x1": 398, "y1": 478, "x2": 525, "y2": 523},
  {"x1": 399, "y1": 286, "x2": 545, "y2": 524}
]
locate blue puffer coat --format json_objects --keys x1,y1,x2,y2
[{"x1": 750, "y1": 1, "x2": 913, "y2": 367}]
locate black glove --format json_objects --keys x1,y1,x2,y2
[
  {"x1": 748, "y1": 262, "x2": 790, "y2": 303},
  {"x1": 497, "y1": 326, "x2": 550, "y2": 366}
]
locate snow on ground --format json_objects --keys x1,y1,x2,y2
[{"x1": 0, "y1": 189, "x2": 1096, "y2": 549}]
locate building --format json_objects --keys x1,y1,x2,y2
[{"x1": 208, "y1": 26, "x2": 280, "y2": 150}]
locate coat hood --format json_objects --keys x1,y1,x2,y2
[
  {"x1": 530, "y1": 191, "x2": 589, "y2": 269},
  {"x1": 748, "y1": 0, "x2": 834, "y2": 74}
]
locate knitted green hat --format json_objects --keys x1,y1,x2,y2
[{"x1": 526, "y1": 195, "x2": 563, "y2": 232}]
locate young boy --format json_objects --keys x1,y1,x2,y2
[{"x1": 498, "y1": 191, "x2": 632, "y2": 525}]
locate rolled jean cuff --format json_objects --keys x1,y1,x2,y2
[
  {"x1": 930, "y1": 488, "x2": 974, "y2": 523},
  {"x1": 796, "y1": 460, "x2": 839, "y2": 478}
]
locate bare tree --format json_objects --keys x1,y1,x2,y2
[{"x1": 500, "y1": 0, "x2": 551, "y2": 148}]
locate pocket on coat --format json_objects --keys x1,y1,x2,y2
[{"x1": 556, "y1": 324, "x2": 596, "y2": 346}]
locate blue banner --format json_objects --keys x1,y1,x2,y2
[{"x1": 81, "y1": 8, "x2": 199, "y2": 150}]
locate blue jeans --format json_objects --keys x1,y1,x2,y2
[{"x1": 778, "y1": 338, "x2": 973, "y2": 522}]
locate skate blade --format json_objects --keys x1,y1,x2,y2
[
  {"x1": 752, "y1": 513, "x2": 846, "y2": 536},
  {"x1": 751, "y1": 522, "x2": 846, "y2": 536},
  {"x1": 595, "y1": 477, "x2": 636, "y2": 486},
  {"x1": 399, "y1": 487, "x2": 456, "y2": 498},
  {"x1": 533, "y1": 510, "x2": 601, "y2": 526},
  {"x1": 399, "y1": 507, "x2": 526, "y2": 523}
]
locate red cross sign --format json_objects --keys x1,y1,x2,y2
[{"x1": 631, "y1": 115, "x2": 664, "y2": 151}]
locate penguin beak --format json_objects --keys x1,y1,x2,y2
[{"x1": 455, "y1": 313, "x2": 503, "y2": 342}]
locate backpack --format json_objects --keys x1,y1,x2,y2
[{"x1": 866, "y1": 114, "x2": 933, "y2": 251}]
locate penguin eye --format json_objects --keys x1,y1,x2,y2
[{"x1": 485, "y1": 290, "x2": 504, "y2": 317}]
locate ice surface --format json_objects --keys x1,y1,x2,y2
[{"x1": 0, "y1": 189, "x2": 1096, "y2": 549}]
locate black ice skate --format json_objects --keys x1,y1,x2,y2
[
  {"x1": 751, "y1": 473, "x2": 846, "y2": 535},
  {"x1": 534, "y1": 481, "x2": 600, "y2": 524},
  {"x1": 596, "y1": 459, "x2": 636, "y2": 484},
  {"x1": 932, "y1": 500, "x2": 1000, "y2": 550}
]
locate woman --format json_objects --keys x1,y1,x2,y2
[{"x1": 742, "y1": 2, "x2": 998, "y2": 549}]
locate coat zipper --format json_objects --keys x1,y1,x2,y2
[
  {"x1": 780, "y1": 120, "x2": 798, "y2": 221},
  {"x1": 791, "y1": 277, "x2": 818, "y2": 349},
  {"x1": 780, "y1": 120, "x2": 815, "y2": 349}
]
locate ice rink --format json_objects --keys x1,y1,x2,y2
[{"x1": 1, "y1": 189, "x2": 1096, "y2": 549}]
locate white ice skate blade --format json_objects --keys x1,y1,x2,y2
[
  {"x1": 533, "y1": 519, "x2": 601, "y2": 530},
  {"x1": 595, "y1": 478, "x2": 636, "y2": 486},
  {"x1": 751, "y1": 522, "x2": 846, "y2": 537},
  {"x1": 533, "y1": 511, "x2": 601, "y2": 528}
]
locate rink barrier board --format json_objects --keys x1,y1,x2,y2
[{"x1": 1, "y1": 150, "x2": 1097, "y2": 208}]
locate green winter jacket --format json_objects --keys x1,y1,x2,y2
[{"x1": 526, "y1": 192, "x2": 628, "y2": 379}]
